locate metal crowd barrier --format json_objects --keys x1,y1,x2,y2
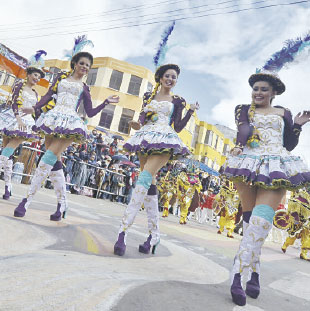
[{"x1": 2, "y1": 144, "x2": 130, "y2": 200}]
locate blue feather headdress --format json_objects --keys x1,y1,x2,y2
[
  {"x1": 258, "y1": 32, "x2": 310, "y2": 73},
  {"x1": 153, "y1": 21, "x2": 176, "y2": 68},
  {"x1": 64, "y1": 35, "x2": 94, "y2": 60},
  {"x1": 28, "y1": 50, "x2": 47, "y2": 69}
]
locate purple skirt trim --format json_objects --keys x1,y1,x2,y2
[
  {"x1": 221, "y1": 166, "x2": 310, "y2": 189},
  {"x1": 3, "y1": 129, "x2": 39, "y2": 140},
  {"x1": 124, "y1": 140, "x2": 190, "y2": 157},
  {"x1": 33, "y1": 124, "x2": 87, "y2": 139}
]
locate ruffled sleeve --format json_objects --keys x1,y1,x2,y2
[
  {"x1": 234, "y1": 104, "x2": 252, "y2": 150},
  {"x1": 82, "y1": 84, "x2": 108, "y2": 118},
  {"x1": 170, "y1": 95, "x2": 194, "y2": 133},
  {"x1": 282, "y1": 108, "x2": 302, "y2": 151}
]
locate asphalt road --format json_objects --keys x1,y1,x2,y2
[{"x1": 0, "y1": 181, "x2": 309, "y2": 311}]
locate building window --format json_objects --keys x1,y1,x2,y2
[
  {"x1": 48, "y1": 67, "x2": 61, "y2": 83},
  {"x1": 223, "y1": 144, "x2": 230, "y2": 156},
  {"x1": 99, "y1": 104, "x2": 115, "y2": 129},
  {"x1": 3, "y1": 74, "x2": 13, "y2": 85},
  {"x1": 118, "y1": 108, "x2": 135, "y2": 134},
  {"x1": 191, "y1": 125, "x2": 199, "y2": 148},
  {"x1": 127, "y1": 75, "x2": 142, "y2": 96},
  {"x1": 0, "y1": 71, "x2": 4, "y2": 83},
  {"x1": 44, "y1": 72, "x2": 53, "y2": 82},
  {"x1": 86, "y1": 68, "x2": 98, "y2": 86},
  {"x1": 189, "y1": 116, "x2": 196, "y2": 133},
  {"x1": 204, "y1": 130, "x2": 213, "y2": 146},
  {"x1": 109, "y1": 70, "x2": 123, "y2": 90},
  {"x1": 147, "y1": 82, "x2": 153, "y2": 92},
  {"x1": 217, "y1": 138, "x2": 224, "y2": 152},
  {"x1": 214, "y1": 135, "x2": 219, "y2": 149}
]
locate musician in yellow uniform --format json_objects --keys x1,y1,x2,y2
[
  {"x1": 274, "y1": 190, "x2": 310, "y2": 261},
  {"x1": 214, "y1": 182, "x2": 240, "y2": 238},
  {"x1": 159, "y1": 177, "x2": 177, "y2": 218},
  {"x1": 178, "y1": 169, "x2": 202, "y2": 224}
]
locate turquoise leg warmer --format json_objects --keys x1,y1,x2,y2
[
  {"x1": 41, "y1": 150, "x2": 58, "y2": 166},
  {"x1": 136, "y1": 170, "x2": 152, "y2": 190},
  {"x1": 252, "y1": 204, "x2": 275, "y2": 224},
  {"x1": 1, "y1": 147, "x2": 15, "y2": 158}
]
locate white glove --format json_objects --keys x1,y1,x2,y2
[{"x1": 190, "y1": 101, "x2": 199, "y2": 111}]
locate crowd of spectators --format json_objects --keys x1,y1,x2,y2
[
  {"x1": 1, "y1": 128, "x2": 222, "y2": 206},
  {"x1": 56, "y1": 129, "x2": 139, "y2": 204}
]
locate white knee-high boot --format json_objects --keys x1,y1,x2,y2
[
  {"x1": 0, "y1": 154, "x2": 9, "y2": 172},
  {"x1": 49, "y1": 161, "x2": 68, "y2": 221},
  {"x1": 114, "y1": 170, "x2": 153, "y2": 256},
  {"x1": 230, "y1": 205, "x2": 275, "y2": 306},
  {"x1": 139, "y1": 184, "x2": 160, "y2": 254},
  {"x1": 14, "y1": 151, "x2": 57, "y2": 217},
  {"x1": 3, "y1": 158, "x2": 13, "y2": 200}
]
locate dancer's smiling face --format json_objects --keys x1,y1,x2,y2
[
  {"x1": 252, "y1": 81, "x2": 276, "y2": 107},
  {"x1": 74, "y1": 57, "x2": 91, "y2": 76},
  {"x1": 27, "y1": 71, "x2": 41, "y2": 86},
  {"x1": 160, "y1": 69, "x2": 178, "y2": 89}
]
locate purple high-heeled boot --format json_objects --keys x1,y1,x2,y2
[
  {"x1": 114, "y1": 232, "x2": 126, "y2": 256},
  {"x1": 139, "y1": 234, "x2": 152, "y2": 254},
  {"x1": 2, "y1": 185, "x2": 10, "y2": 200},
  {"x1": 50, "y1": 203, "x2": 62, "y2": 221},
  {"x1": 245, "y1": 272, "x2": 260, "y2": 298},
  {"x1": 14, "y1": 198, "x2": 27, "y2": 217},
  {"x1": 231, "y1": 273, "x2": 246, "y2": 306}
]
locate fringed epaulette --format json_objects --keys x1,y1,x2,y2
[
  {"x1": 172, "y1": 95, "x2": 186, "y2": 106},
  {"x1": 143, "y1": 92, "x2": 152, "y2": 103},
  {"x1": 41, "y1": 99, "x2": 56, "y2": 113},
  {"x1": 235, "y1": 104, "x2": 251, "y2": 124},
  {"x1": 235, "y1": 104, "x2": 244, "y2": 126}
]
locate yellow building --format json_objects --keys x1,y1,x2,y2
[
  {"x1": 0, "y1": 69, "x2": 17, "y2": 96},
  {"x1": 0, "y1": 50, "x2": 235, "y2": 171},
  {"x1": 177, "y1": 110, "x2": 235, "y2": 171},
  {"x1": 42, "y1": 57, "x2": 156, "y2": 138}
]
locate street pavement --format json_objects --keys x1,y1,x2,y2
[{"x1": 0, "y1": 181, "x2": 309, "y2": 311}]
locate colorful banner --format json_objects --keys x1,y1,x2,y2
[
  {"x1": 0, "y1": 43, "x2": 28, "y2": 70},
  {"x1": 0, "y1": 43, "x2": 49, "y2": 88}
]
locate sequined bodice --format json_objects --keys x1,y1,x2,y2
[
  {"x1": 56, "y1": 79, "x2": 83, "y2": 109},
  {"x1": 244, "y1": 114, "x2": 289, "y2": 156},
  {"x1": 22, "y1": 91, "x2": 37, "y2": 108},
  {"x1": 144, "y1": 100, "x2": 173, "y2": 125}
]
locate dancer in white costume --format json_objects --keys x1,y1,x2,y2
[
  {"x1": 221, "y1": 70, "x2": 310, "y2": 306},
  {"x1": 0, "y1": 51, "x2": 46, "y2": 200},
  {"x1": 14, "y1": 48, "x2": 119, "y2": 220},
  {"x1": 114, "y1": 64, "x2": 199, "y2": 256}
]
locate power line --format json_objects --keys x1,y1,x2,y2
[
  {"x1": 0, "y1": 0, "x2": 196, "y2": 29},
  {"x1": 1, "y1": 0, "x2": 308, "y2": 42},
  {"x1": 0, "y1": 0, "x2": 260, "y2": 34}
]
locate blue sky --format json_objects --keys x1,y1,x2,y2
[{"x1": 1, "y1": 0, "x2": 310, "y2": 162}]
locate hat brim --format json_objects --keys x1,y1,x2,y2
[
  {"x1": 26, "y1": 67, "x2": 45, "y2": 79},
  {"x1": 155, "y1": 64, "x2": 180, "y2": 83},
  {"x1": 249, "y1": 73, "x2": 285, "y2": 95}
]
